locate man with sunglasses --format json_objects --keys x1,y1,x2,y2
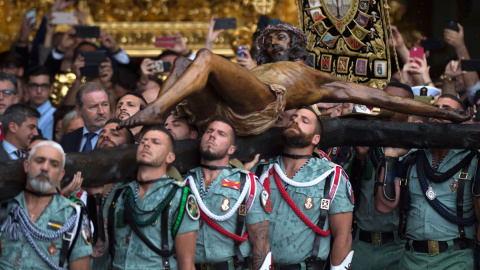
[
  {"x1": 0, "y1": 72, "x2": 19, "y2": 142},
  {"x1": 375, "y1": 94, "x2": 479, "y2": 269},
  {"x1": 24, "y1": 66, "x2": 55, "y2": 140}
]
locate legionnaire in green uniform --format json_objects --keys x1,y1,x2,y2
[
  {"x1": 184, "y1": 116, "x2": 271, "y2": 270},
  {"x1": 82, "y1": 118, "x2": 135, "y2": 270},
  {"x1": 255, "y1": 107, "x2": 354, "y2": 270},
  {"x1": 376, "y1": 95, "x2": 480, "y2": 269},
  {"x1": 0, "y1": 141, "x2": 92, "y2": 270},
  {"x1": 348, "y1": 82, "x2": 413, "y2": 270},
  {"x1": 108, "y1": 126, "x2": 199, "y2": 270}
]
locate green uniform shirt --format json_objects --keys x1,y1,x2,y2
[
  {"x1": 405, "y1": 149, "x2": 477, "y2": 241},
  {"x1": 112, "y1": 177, "x2": 199, "y2": 270},
  {"x1": 187, "y1": 166, "x2": 269, "y2": 263},
  {"x1": 353, "y1": 148, "x2": 400, "y2": 232},
  {"x1": 0, "y1": 191, "x2": 93, "y2": 269},
  {"x1": 259, "y1": 156, "x2": 354, "y2": 264}
]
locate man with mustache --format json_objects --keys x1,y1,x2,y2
[
  {"x1": 184, "y1": 116, "x2": 271, "y2": 269},
  {"x1": 0, "y1": 141, "x2": 92, "y2": 269},
  {"x1": 60, "y1": 82, "x2": 111, "y2": 152},
  {"x1": 78, "y1": 118, "x2": 135, "y2": 270},
  {"x1": 118, "y1": 23, "x2": 469, "y2": 135},
  {"x1": 115, "y1": 92, "x2": 147, "y2": 137},
  {"x1": 255, "y1": 106, "x2": 354, "y2": 270},
  {"x1": 375, "y1": 94, "x2": 480, "y2": 269},
  {"x1": 96, "y1": 118, "x2": 135, "y2": 149}
]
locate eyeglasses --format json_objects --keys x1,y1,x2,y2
[
  {"x1": 27, "y1": 83, "x2": 51, "y2": 91},
  {"x1": 0, "y1": 89, "x2": 15, "y2": 97},
  {"x1": 317, "y1": 104, "x2": 341, "y2": 114}
]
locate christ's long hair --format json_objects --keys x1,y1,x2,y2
[{"x1": 255, "y1": 23, "x2": 308, "y2": 65}]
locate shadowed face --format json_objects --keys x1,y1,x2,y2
[
  {"x1": 164, "y1": 115, "x2": 197, "y2": 140},
  {"x1": 430, "y1": 97, "x2": 464, "y2": 124},
  {"x1": 0, "y1": 80, "x2": 17, "y2": 120},
  {"x1": 265, "y1": 31, "x2": 291, "y2": 62},
  {"x1": 96, "y1": 122, "x2": 129, "y2": 148},
  {"x1": 26, "y1": 75, "x2": 53, "y2": 108}
]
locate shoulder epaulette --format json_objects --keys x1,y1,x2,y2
[{"x1": 167, "y1": 166, "x2": 184, "y2": 182}]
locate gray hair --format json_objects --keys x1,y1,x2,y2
[
  {"x1": 61, "y1": 110, "x2": 82, "y2": 136},
  {"x1": 0, "y1": 72, "x2": 18, "y2": 94},
  {"x1": 28, "y1": 140, "x2": 66, "y2": 169},
  {"x1": 75, "y1": 82, "x2": 110, "y2": 107}
]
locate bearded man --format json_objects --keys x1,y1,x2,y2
[
  {"x1": 254, "y1": 106, "x2": 354, "y2": 269},
  {"x1": 0, "y1": 141, "x2": 92, "y2": 269}
]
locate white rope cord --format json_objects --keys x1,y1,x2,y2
[
  {"x1": 186, "y1": 175, "x2": 251, "y2": 221},
  {"x1": 273, "y1": 163, "x2": 334, "y2": 187}
]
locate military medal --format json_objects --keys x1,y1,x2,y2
[
  {"x1": 124, "y1": 230, "x2": 131, "y2": 246},
  {"x1": 304, "y1": 196, "x2": 313, "y2": 210},
  {"x1": 450, "y1": 179, "x2": 458, "y2": 192},
  {"x1": 186, "y1": 194, "x2": 200, "y2": 220},
  {"x1": 426, "y1": 185, "x2": 436, "y2": 200},
  {"x1": 14, "y1": 246, "x2": 22, "y2": 268},
  {"x1": 221, "y1": 197, "x2": 230, "y2": 212},
  {"x1": 48, "y1": 242, "x2": 57, "y2": 256},
  {"x1": 81, "y1": 224, "x2": 92, "y2": 245},
  {"x1": 347, "y1": 180, "x2": 355, "y2": 204},
  {"x1": 260, "y1": 190, "x2": 272, "y2": 213},
  {"x1": 221, "y1": 179, "x2": 241, "y2": 190}
]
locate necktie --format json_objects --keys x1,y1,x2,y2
[
  {"x1": 82, "y1": 132, "x2": 97, "y2": 152},
  {"x1": 13, "y1": 149, "x2": 24, "y2": 159}
]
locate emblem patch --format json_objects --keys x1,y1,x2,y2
[
  {"x1": 309, "y1": 7, "x2": 325, "y2": 22},
  {"x1": 337, "y1": 56, "x2": 350, "y2": 74},
  {"x1": 260, "y1": 190, "x2": 272, "y2": 213},
  {"x1": 305, "y1": 53, "x2": 315, "y2": 68},
  {"x1": 304, "y1": 197, "x2": 313, "y2": 210},
  {"x1": 186, "y1": 194, "x2": 200, "y2": 220},
  {"x1": 81, "y1": 224, "x2": 92, "y2": 245},
  {"x1": 355, "y1": 59, "x2": 368, "y2": 76},
  {"x1": 221, "y1": 179, "x2": 241, "y2": 190},
  {"x1": 347, "y1": 180, "x2": 355, "y2": 204},
  {"x1": 374, "y1": 60, "x2": 387, "y2": 77},
  {"x1": 450, "y1": 179, "x2": 458, "y2": 192},
  {"x1": 221, "y1": 197, "x2": 230, "y2": 212},
  {"x1": 320, "y1": 198, "x2": 330, "y2": 210},
  {"x1": 48, "y1": 242, "x2": 57, "y2": 256},
  {"x1": 321, "y1": 55, "x2": 332, "y2": 72}
]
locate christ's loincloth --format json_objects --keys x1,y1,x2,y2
[{"x1": 173, "y1": 84, "x2": 287, "y2": 136}]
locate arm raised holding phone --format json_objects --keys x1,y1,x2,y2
[{"x1": 444, "y1": 21, "x2": 480, "y2": 102}]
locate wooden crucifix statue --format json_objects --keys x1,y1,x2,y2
[{"x1": 118, "y1": 23, "x2": 470, "y2": 135}]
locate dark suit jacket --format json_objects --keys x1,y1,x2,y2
[
  {"x1": 0, "y1": 143, "x2": 13, "y2": 163},
  {"x1": 60, "y1": 127, "x2": 84, "y2": 153}
]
